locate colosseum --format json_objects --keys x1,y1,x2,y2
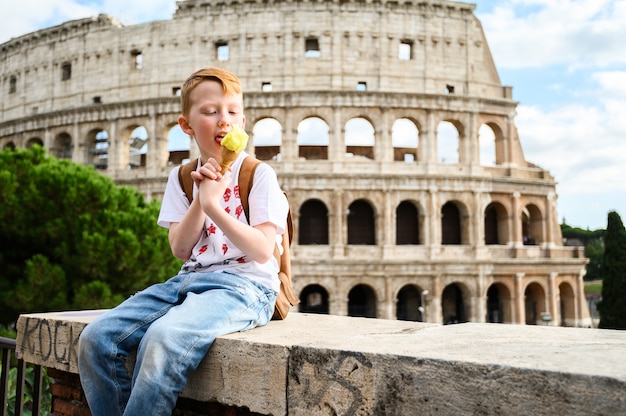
[{"x1": 0, "y1": 0, "x2": 591, "y2": 326}]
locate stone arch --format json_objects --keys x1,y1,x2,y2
[
  {"x1": 127, "y1": 125, "x2": 148, "y2": 169},
  {"x1": 437, "y1": 120, "x2": 460, "y2": 164},
  {"x1": 51, "y1": 132, "x2": 72, "y2": 159},
  {"x1": 522, "y1": 203, "x2": 543, "y2": 245},
  {"x1": 252, "y1": 117, "x2": 282, "y2": 161},
  {"x1": 299, "y1": 284, "x2": 329, "y2": 314},
  {"x1": 26, "y1": 138, "x2": 44, "y2": 148},
  {"x1": 441, "y1": 200, "x2": 469, "y2": 245},
  {"x1": 299, "y1": 199, "x2": 329, "y2": 245},
  {"x1": 482, "y1": 121, "x2": 506, "y2": 165},
  {"x1": 345, "y1": 117, "x2": 375, "y2": 160},
  {"x1": 396, "y1": 200, "x2": 420, "y2": 245},
  {"x1": 479, "y1": 123, "x2": 496, "y2": 166},
  {"x1": 348, "y1": 283, "x2": 377, "y2": 318},
  {"x1": 442, "y1": 282, "x2": 470, "y2": 324},
  {"x1": 167, "y1": 123, "x2": 191, "y2": 165},
  {"x1": 484, "y1": 202, "x2": 508, "y2": 245},
  {"x1": 524, "y1": 281, "x2": 547, "y2": 325},
  {"x1": 486, "y1": 283, "x2": 512, "y2": 323},
  {"x1": 347, "y1": 199, "x2": 376, "y2": 245},
  {"x1": 396, "y1": 284, "x2": 426, "y2": 322},
  {"x1": 85, "y1": 128, "x2": 109, "y2": 170},
  {"x1": 559, "y1": 281, "x2": 576, "y2": 327},
  {"x1": 297, "y1": 116, "x2": 329, "y2": 160},
  {"x1": 3, "y1": 141, "x2": 16, "y2": 150},
  {"x1": 392, "y1": 118, "x2": 419, "y2": 162}
]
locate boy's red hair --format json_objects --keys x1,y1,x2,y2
[{"x1": 180, "y1": 67, "x2": 242, "y2": 116}]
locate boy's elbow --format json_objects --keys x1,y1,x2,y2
[
  {"x1": 171, "y1": 247, "x2": 191, "y2": 262},
  {"x1": 256, "y1": 251, "x2": 274, "y2": 265}
]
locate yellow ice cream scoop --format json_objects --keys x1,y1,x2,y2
[
  {"x1": 220, "y1": 125, "x2": 249, "y2": 172},
  {"x1": 221, "y1": 124, "x2": 248, "y2": 153}
]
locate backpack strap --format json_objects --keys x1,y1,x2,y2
[
  {"x1": 238, "y1": 156, "x2": 262, "y2": 221},
  {"x1": 238, "y1": 157, "x2": 293, "y2": 245},
  {"x1": 178, "y1": 158, "x2": 198, "y2": 204}
]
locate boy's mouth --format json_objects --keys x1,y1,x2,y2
[{"x1": 215, "y1": 133, "x2": 226, "y2": 145}]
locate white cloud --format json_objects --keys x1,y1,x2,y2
[
  {"x1": 516, "y1": 100, "x2": 626, "y2": 196},
  {"x1": 0, "y1": 0, "x2": 176, "y2": 44},
  {"x1": 479, "y1": 0, "x2": 626, "y2": 70}
]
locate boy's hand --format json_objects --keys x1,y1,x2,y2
[
  {"x1": 193, "y1": 158, "x2": 232, "y2": 215},
  {"x1": 191, "y1": 158, "x2": 224, "y2": 183}
]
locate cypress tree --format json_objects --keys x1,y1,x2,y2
[{"x1": 598, "y1": 211, "x2": 626, "y2": 329}]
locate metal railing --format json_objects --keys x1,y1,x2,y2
[{"x1": 0, "y1": 336, "x2": 44, "y2": 416}]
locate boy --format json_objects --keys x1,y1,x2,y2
[{"x1": 78, "y1": 67, "x2": 289, "y2": 416}]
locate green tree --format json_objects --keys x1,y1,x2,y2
[
  {"x1": 598, "y1": 211, "x2": 626, "y2": 329},
  {"x1": 0, "y1": 147, "x2": 182, "y2": 327},
  {"x1": 561, "y1": 222, "x2": 605, "y2": 280}
]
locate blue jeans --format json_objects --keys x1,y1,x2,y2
[{"x1": 77, "y1": 271, "x2": 276, "y2": 416}]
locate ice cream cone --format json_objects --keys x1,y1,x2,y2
[
  {"x1": 219, "y1": 124, "x2": 249, "y2": 173},
  {"x1": 220, "y1": 148, "x2": 239, "y2": 172}
]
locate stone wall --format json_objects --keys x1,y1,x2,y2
[{"x1": 15, "y1": 311, "x2": 626, "y2": 415}]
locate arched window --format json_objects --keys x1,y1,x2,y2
[
  {"x1": 345, "y1": 118, "x2": 375, "y2": 159},
  {"x1": 26, "y1": 138, "x2": 44, "y2": 149},
  {"x1": 298, "y1": 117, "x2": 329, "y2": 160},
  {"x1": 559, "y1": 282, "x2": 576, "y2": 327},
  {"x1": 484, "y1": 202, "x2": 508, "y2": 245},
  {"x1": 396, "y1": 285, "x2": 425, "y2": 322},
  {"x1": 168, "y1": 124, "x2": 191, "y2": 165},
  {"x1": 88, "y1": 129, "x2": 109, "y2": 170},
  {"x1": 396, "y1": 201, "x2": 419, "y2": 244},
  {"x1": 299, "y1": 199, "x2": 329, "y2": 245},
  {"x1": 52, "y1": 133, "x2": 72, "y2": 159},
  {"x1": 486, "y1": 283, "x2": 511, "y2": 323},
  {"x1": 128, "y1": 126, "x2": 148, "y2": 169},
  {"x1": 253, "y1": 118, "x2": 282, "y2": 161},
  {"x1": 348, "y1": 284, "x2": 377, "y2": 318},
  {"x1": 392, "y1": 118, "x2": 419, "y2": 162},
  {"x1": 442, "y1": 283, "x2": 468, "y2": 324},
  {"x1": 299, "y1": 284, "x2": 329, "y2": 314},
  {"x1": 437, "y1": 121, "x2": 459, "y2": 164},
  {"x1": 441, "y1": 202, "x2": 461, "y2": 245},
  {"x1": 524, "y1": 282, "x2": 546, "y2": 325},
  {"x1": 347, "y1": 199, "x2": 375, "y2": 245},
  {"x1": 522, "y1": 204, "x2": 543, "y2": 245},
  {"x1": 479, "y1": 124, "x2": 496, "y2": 166}
]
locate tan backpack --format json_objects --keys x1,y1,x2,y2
[{"x1": 177, "y1": 157, "x2": 300, "y2": 320}]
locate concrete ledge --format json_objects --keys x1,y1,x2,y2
[{"x1": 16, "y1": 311, "x2": 626, "y2": 415}]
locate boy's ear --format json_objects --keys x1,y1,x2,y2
[{"x1": 178, "y1": 115, "x2": 194, "y2": 136}]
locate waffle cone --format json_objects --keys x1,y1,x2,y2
[{"x1": 219, "y1": 148, "x2": 239, "y2": 172}]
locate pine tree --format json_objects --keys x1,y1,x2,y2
[
  {"x1": 0, "y1": 147, "x2": 182, "y2": 327},
  {"x1": 598, "y1": 211, "x2": 626, "y2": 329}
]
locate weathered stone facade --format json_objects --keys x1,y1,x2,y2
[{"x1": 0, "y1": 0, "x2": 591, "y2": 326}]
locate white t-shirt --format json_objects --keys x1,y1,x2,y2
[{"x1": 157, "y1": 152, "x2": 289, "y2": 292}]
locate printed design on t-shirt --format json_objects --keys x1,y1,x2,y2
[{"x1": 182, "y1": 180, "x2": 249, "y2": 272}]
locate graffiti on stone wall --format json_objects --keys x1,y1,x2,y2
[
  {"x1": 290, "y1": 349, "x2": 374, "y2": 415},
  {"x1": 17, "y1": 317, "x2": 84, "y2": 372}
]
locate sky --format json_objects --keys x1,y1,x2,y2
[{"x1": 1, "y1": 0, "x2": 624, "y2": 230}]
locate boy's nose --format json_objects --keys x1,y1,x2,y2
[{"x1": 217, "y1": 115, "x2": 230, "y2": 128}]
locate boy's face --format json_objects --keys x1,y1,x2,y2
[{"x1": 178, "y1": 79, "x2": 245, "y2": 162}]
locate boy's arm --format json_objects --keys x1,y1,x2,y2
[
  {"x1": 167, "y1": 197, "x2": 207, "y2": 261},
  {"x1": 197, "y1": 176, "x2": 277, "y2": 263}
]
